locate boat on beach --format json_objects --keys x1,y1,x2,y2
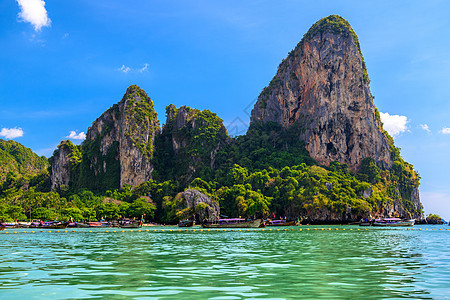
[
  {"x1": 372, "y1": 218, "x2": 415, "y2": 227},
  {"x1": 202, "y1": 218, "x2": 262, "y2": 228}
]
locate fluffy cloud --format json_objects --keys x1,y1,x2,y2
[
  {"x1": 67, "y1": 131, "x2": 86, "y2": 140},
  {"x1": 420, "y1": 124, "x2": 431, "y2": 133},
  {"x1": 0, "y1": 127, "x2": 24, "y2": 139},
  {"x1": 16, "y1": 0, "x2": 51, "y2": 31},
  {"x1": 119, "y1": 65, "x2": 131, "y2": 73},
  {"x1": 379, "y1": 112, "x2": 408, "y2": 138},
  {"x1": 440, "y1": 128, "x2": 450, "y2": 134}
]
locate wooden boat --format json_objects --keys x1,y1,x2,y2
[
  {"x1": 202, "y1": 218, "x2": 262, "y2": 228},
  {"x1": 1, "y1": 222, "x2": 20, "y2": 228},
  {"x1": 372, "y1": 218, "x2": 415, "y2": 227},
  {"x1": 266, "y1": 220, "x2": 299, "y2": 226},
  {"x1": 38, "y1": 221, "x2": 69, "y2": 229},
  {"x1": 178, "y1": 220, "x2": 194, "y2": 227},
  {"x1": 120, "y1": 220, "x2": 142, "y2": 228}
]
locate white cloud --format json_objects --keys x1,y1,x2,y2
[
  {"x1": 379, "y1": 112, "x2": 408, "y2": 138},
  {"x1": 118, "y1": 63, "x2": 149, "y2": 73},
  {"x1": 440, "y1": 127, "x2": 450, "y2": 134},
  {"x1": 0, "y1": 127, "x2": 24, "y2": 139},
  {"x1": 138, "y1": 63, "x2": 149, "y2": 73},
  {"x1": 67, "y1": 131, "x2": 86, "y2": 140},
  {"x1": 62, "y1": 33, "x2": 69, "y2": 39},
  {"x1": 119, "y1": 65, "x2": 131, "y2": 73},
  {"x1": 16, "y1": 0, "x2": 51, "y2": 31},
  {"x1": 420, "y1": 124, "x2": 431, "y2": 133}
]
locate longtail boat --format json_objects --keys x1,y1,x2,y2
[
  {"x1": 202, "y1": 218, "x2": 262, "y2": 228},
  {"x1": 120, "y1": 218, "x2": 143, "y2": 228},
  {"x1": 178, "y1": 220, "x2": 194, "y2": 227},
  {"x1": 266, "y1": 220, "x2": 299, "y2": 226},
  {"x1": 37, "y1": 221, "x2": 69, "y2": 229},
  {"x1": 372, "y1": 218, "x2": 415, "y2": 227}
]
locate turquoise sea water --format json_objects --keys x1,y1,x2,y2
[{"x1": 1, "y1": 225, "x2": 450, "y2": 299}]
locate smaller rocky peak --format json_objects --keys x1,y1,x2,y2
[
  {"x1": 164, "y1": 105, "x2": 195, "y2": 130},
  {"x1": 50, "y1": 140, "x2": 81, "y2": 190},
  {"x1": 121, "y1": 85, "x2": 157, "y2": 114}
]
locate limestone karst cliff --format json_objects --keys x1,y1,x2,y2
[
  {"x1": 155, "y1": 104, "x2": 229, "y2": 184},
  {"x1": 50, "y1": 140, "x2": 81, "y2": 190},
  {"x1": 251, "y1": 15, "x2": 392, "y2": 172},
  {"x1": 76, "y1": 85, "x2": 159, "y2": 191},
  {"x1": 46, "y1": 15, "x2": 423, "y2": 222}
]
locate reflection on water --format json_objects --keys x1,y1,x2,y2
[{"x1": 1, "y1": 226, "x2": 449, "y2": 299}]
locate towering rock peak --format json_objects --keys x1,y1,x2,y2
[
  {"x1": 52, "y1": 85, "x2": 160, "y2": 191},
  {"x1": 250, "y1": 15, "x2": 390, "y2": 171}
]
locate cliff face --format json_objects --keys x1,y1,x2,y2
[
  {"x1": 85, "y1": 85, "x2": 159, "y2": 189},
  {"x1": 53, "y1": 85, "x2": 159, "y2": 191},
  {"x1": 250, "y1": 15, "x2": 392, "y2": 172},
  {"x1": 156, "y1": 104, "x2": 229, "y2": 184},
  {"x1": 50, "y1": 141, "x2": 75, "y2": 190}
]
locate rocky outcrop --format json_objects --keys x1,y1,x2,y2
[
  {"x1": 85, "y1": 85, "x2": 159, "y2": 188},
  {"x1": 250, "y1": 15, "x2": 392, "y2": 171},
  {"x1": 376, "y1": 187, "x2": 423, "y2": 220},
  {"x1": 50, "y1": 140, "x2": 76, "y2": 190},
  {"x1": 158, "y1": 104, "x2": 229, "y2": 183},
  {"x1": 51, "y1": 85, "x2": 160, "y2": 191},
  {"x1": 182, "y1": 189, "x2": 220, "y2": 222}
]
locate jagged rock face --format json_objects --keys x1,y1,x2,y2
[
  {"x1": 50, "y1": 142, "x2": 73, "y2": 190},
  {"x1": 376, "y1": 187, "x2": 423, "y2": 220},
  {"x1": 182, "y1": 189, "x2": 220, "y2": 222},
  {"x1": 83, "y1": 85, "x2": 159, "y2": 189},
  {"x1": 250, "y1": 15, "x2": 392, "y2": 171},
  {"x1": 159, "y1": 104, "x2": 228, "y2": 183}
]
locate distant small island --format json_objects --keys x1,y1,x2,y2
[{"x1": 0, "y1": 15, "x2": 423, "y2": 225}]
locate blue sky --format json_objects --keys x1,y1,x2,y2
[{"x1": 1, "y1": 0, "x2": 449, "y2": 220}]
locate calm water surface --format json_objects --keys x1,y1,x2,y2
[{"x1": 1, "y1": 225, "x2": 450, "y2": 299}]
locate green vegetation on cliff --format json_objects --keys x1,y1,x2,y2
[
  {"x1": 154, "y1": 105, "x2": 228, "y2": 184},
  {"x1": 0, "y1": 139, "x2": 48, "y2": 183},
  {"x1": 124, "y1": 85, "x2": 159, "y2": 158}
]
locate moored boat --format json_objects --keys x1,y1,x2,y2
[
  {"x1": 372, "y1": 218, "x2": 415, "y2": 227},
  {"x1": 202, "y1": 218, "x2": 262, "y2": 228},
  {"x1": 266, "y1": 219, "x2": 299, "y2": 226},
  {"x1": 38, "y1": 221, "x2": 69, "y2": 229},
  {"x1": 178, "y1": 220, "x2": 194, "y2": 227},
  {"x1": 120, "y1": 221, "x2": 142, "y2": 228}
]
